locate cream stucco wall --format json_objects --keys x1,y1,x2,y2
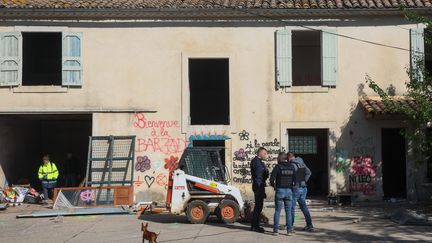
[{"x1": 1, "y1": 17, "x2": 429, "y2": 202}]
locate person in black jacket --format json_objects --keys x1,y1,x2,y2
[
  {"x1": 288, "y1": 152, "x2": 314, "y2": 232},
  {"x1": 270, "y1": 152, "x2": 296, "y2": 236},
  {"x1": 250, "y1": 147, "x2": 269, "y2": 233}
]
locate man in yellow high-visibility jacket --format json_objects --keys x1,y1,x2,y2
[{"x1": 38, "y1": 155, "x2": 59, "y2": 203}]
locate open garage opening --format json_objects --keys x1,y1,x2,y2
[{"x1": 0, "y1": 114, "x2": 92, "y2": 190}]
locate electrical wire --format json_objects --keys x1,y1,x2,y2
[{"x1": 202, "y1": 0, "x2": 429, "y2": 53}]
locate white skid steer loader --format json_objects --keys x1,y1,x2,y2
[{"x1": 165, "y1": 147, "x2": 244, "y2": 224}]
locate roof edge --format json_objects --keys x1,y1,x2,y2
[{"x1": 0, "y1": 8, "x2": 431, "y2": 20}]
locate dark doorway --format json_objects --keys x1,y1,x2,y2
[
  {"x1": 382, "y1": 128, "x2": 407, "y2": 198},
  {"x1": 192, "y1": 140, "x2": 225, "y2": 167},
  {"x1": 189, "y1": 59, "x2": 230, "y2": 125},
  {"x1": 22, "y1": 32, "x2": 62, "y2": 86},
  {"x1": 288, "y1": 129, "x2": 329, "y2": 196},
  {"x1": 0, "y1": 114, "x2": 92, "y2": 190}
]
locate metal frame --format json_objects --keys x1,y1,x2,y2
[{"x1": 85, "y1": 135, "x2": 136, "y2": 187}]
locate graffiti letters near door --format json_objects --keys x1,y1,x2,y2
[
  {"x1": 232, "y1": 130, "x2": 284, "y2": 184},
  {"x1": 349, "y1": 156, "x2": 377, "y2": 195}
]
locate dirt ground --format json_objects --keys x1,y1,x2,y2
[{"x1": 0, "y1": 200, "x2": 431, "y2": 243}]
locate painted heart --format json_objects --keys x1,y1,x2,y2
[{"x1": 144, "y1": 175, "x2": 155, "y2": 188}]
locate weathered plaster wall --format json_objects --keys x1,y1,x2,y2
[{"x1": 1, "y1": 18, "x2": 427, "y2": 201}]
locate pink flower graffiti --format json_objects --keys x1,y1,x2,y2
[{"x1": 350, "y1": 156, "x2": 376, "y2": 177}]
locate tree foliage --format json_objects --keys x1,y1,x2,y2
[{"x1": 366, "y1": 9, "x2": 432, "y2": 164}]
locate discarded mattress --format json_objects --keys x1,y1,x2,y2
[{"x1": 16, "y1": 206, "x2": 130, "y2": 218}]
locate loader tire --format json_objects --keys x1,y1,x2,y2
[
  {"x1": 186, "y1": 200, "x2": 209, "y2": 224},
  {"x1": 216, "y1": 199, "x2": 240, "y2": 224}
]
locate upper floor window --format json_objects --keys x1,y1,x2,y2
[
  {"x1": 276, "y1": 29, "x2": 338, "y2": 88},
  {"x1": 0, "y1": 31, "x2": 82, "y2": 87}
]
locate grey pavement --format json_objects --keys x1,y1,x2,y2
[{"x1": 1, "y1": 201, "x2": 432, "y2": 242}]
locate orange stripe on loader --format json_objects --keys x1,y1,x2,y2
[{"x1": 195, "y1": 183, "x2": 220, "y2": 194}]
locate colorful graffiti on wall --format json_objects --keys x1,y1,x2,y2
[
  {"x1": 134, "y1": 113, "x2": 187, "y2": 156},
  {"x1": 133, "y1": 113, "x2": 186, "y2": 189},
  {"x1": 232, "y1": 130, "x2": 284, "y2": 184},
  {"x1": 349, "y1": 156, "x2": 377, "y2": 195}
]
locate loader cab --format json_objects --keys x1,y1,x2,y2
[{"x1": 178, "y1": 147, "x2": 227, "y2": 183}]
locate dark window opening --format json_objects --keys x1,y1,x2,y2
[
  {"x1": 23, "y1": 32, "x2": 62, "y2": 86},
  {"x1": 189, "y1": 59, "x2": 230, "y2": 125},
  {"x1": 292, "y1": 31, "x2": 321, "y2": 86},
  {"x1": 425, "y1": 31, "x2": 432, "y2": 74},
  {"x1": 192, "y1": 140, "x2": 225, "y2": 167}
]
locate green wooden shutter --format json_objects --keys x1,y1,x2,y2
[
  {"x1": 410, "y1": 28, "x2": 424, "y2": 81},
  {"x1": 0, "y1": 32, "x2": 22, "y2": 86},
  {"x1": 62, "y1": 32, "x2": 82, "y2": 86},
  {"x1": 322, "y1": 29, "x2": 338, "y2": 87},
  {"x1": 276, "y1": 29, "x2": 292, "y2": 87}
]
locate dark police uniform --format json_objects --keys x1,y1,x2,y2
[
  {"x1": 270, "y1": 161, "x2": 296, "y2": 233},
  {"x1": 250, "y1": 156, "x2": 269, "y2": 231}
]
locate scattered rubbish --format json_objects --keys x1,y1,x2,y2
[
  {"x1": 16, "y1": 206, "x2": 131, "y2": 218},
  {"x1": 352, "y1": 217, "x2": 363, "y2": 223},
  {"x1": 51, "y1": 215, "x2": 64, "y2": 223},
  {"x1": 0, "y1": 203, "x2": 7, "y2": 210},
  {"x1": 387, "y1": 208, "x2": 432, "y2": 226},
  {"x1": 387, "y1": 198, "x2": 406, "y2": 203},
  {"x1": 327, "y1": 194, "x2": 352, "y2": 206},
  {"x1": 1, "y1": 185, "x2": 43, "y2": 206}
]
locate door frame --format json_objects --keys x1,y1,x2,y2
[{"x1": 280, "y1": 121, "x2": 337, "y2": 195}]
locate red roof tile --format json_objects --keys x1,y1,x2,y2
[{"x1": 0, "y1": 0, "x2": 431, "y2": 9}]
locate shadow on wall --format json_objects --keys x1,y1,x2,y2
[{"x1": 330, "y1": 84, "x2": 383, "y2": 199}]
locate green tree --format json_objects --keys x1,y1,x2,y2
[{"x1": 366, "y1": 10, "x2": 432, "y2": 184}]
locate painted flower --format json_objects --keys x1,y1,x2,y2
[
  {"x1": 238, "y1": 130, "x2": 250, "y2": 141},
  {"x1": 135, "y1": 156, "x2": 151, "y2": 172},
  {"x1": 234, "y1": 148, "x2": 247, "y2": 161},
  {"x1": 164, "y1": 156, "x2": 179, "y2": 172}
]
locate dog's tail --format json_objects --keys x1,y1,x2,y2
[{"x1": 157, "y1": 231, "x2": 161, "y2": 236}]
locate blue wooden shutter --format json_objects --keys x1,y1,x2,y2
[
  {"x1": 62, "y1": 32, "x2": 82, "y2": 86},
  {"x1": 410, "y1": 28, "x2": 424, "y2": 81},
  {"x1": 276, "y1": 29, "x2": 292, "y2": 87},
  {"x1": 0, "y1": 32, "x2": 22, "y2": 86},
  {"x1": 322, "y1": 29, "x2": 338, "y2": 87}
]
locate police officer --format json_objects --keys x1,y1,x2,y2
[
  {"x1": 250, "y1": 147, "x2": 269, "y2": 233},
  {"x1": 38, "y1": 155, "x2": 59, "y2": 204},
  {"x1": 270, "y1": 152, "x2": 296, "y2": 236},
  {"x1": 288, "y1": 152, "x2": 314, "y2": 232}
]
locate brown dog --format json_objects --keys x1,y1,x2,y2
[
  {"x1": 141, "y1": 222, "x2": 160, "y2": 243},
  {"x1": 241, "y1": 200, "x2": 269, "y2": 225}
]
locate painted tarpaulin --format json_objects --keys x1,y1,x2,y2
[{"x1": 179, "y1": 147, "x2": 226, "y2": 183}]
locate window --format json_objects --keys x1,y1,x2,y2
[
  {"x1": 289, "y1": 135, "x2": 318, "y2": 154},
  {"x1": 189, "y1": 59, "x2": 230, "y2": 125},
  {"x1": 0, "y1": 32, "x2": 82, "y2": 87},
  {"x1": 275, "y1": 29, "x2": 337, "y2": 88},
  {"x1": 292, "y1": 31, "x2": 321, "y2": 86},
  {"x1": 23, "y1": 33, "x2": 62, "y2": 86}
]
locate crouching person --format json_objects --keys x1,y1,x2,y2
[{"x1": 270, "y1": 152, "x2": 295, "y2": 236}]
